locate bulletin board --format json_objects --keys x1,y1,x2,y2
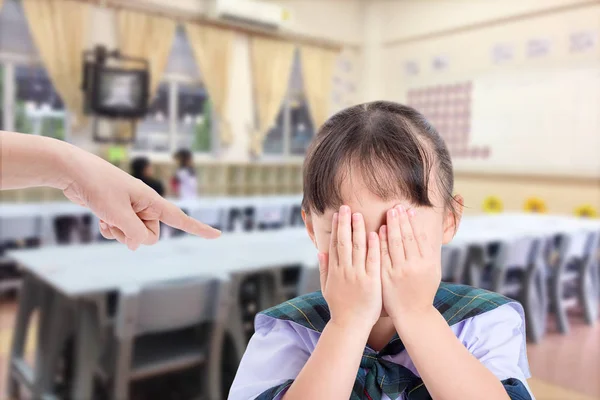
[{"x1": 408, "y1": 64, "x2": 600, "y2": 178}]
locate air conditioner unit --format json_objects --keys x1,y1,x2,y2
[{"x1": 210, "y1": 0, "x2": 290, "y2": 30}]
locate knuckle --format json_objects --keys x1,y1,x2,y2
[
  {"x1": 403, "y1": 234, "x2": 414, "y2": 242},
  {"x1": 392, "y1": 237, "x2": 403, "y2": 248},
  {"x1": 381, "y1": 247, "x2": 389, "y2": 256},
  {"x1": 418, "y1": 233, "x2": 427, "y2": 242},
  {"x1": 352, "y1": 242, "x2": 362, "y2": 251}
]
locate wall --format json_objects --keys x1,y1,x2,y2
[
  {"x1": 367, "y1": 0, "x2": 600, "y2": 215},
  {"x1": 135, "y1": 0, "x2": 364, "y2": 46},
  {"x1": 378, "y1": 0, "x2": 594, "y2": 43}
]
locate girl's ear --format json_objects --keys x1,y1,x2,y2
[
  {"x1": 301, "y1": 209, "x2": 317, "y2": 248},
  {"x1": 442, "y1": 194, "x2": 464, "y2": 244}
]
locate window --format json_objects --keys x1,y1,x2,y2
[
  {"x1": 0, "y1": 0, "x2": 69, "y2": 139},
  {"x1": 132, "y1": 26, "x2": 216, "y2": 156},
  {"x1": 14, "y1": 65, "x2": 66, "y2": 140},
  {"x1": 134, "y1": 83, "x2": 170, "y2": 152},
  {"x1": 262, "y1": 49, "x2": 315, "y2": 157},
  {"x1": 176, "y1": 84, "x2": 212, "y2": 152},
  {"x1": 263, "y1": 108, "x2": 285, "y2": 154},
  {"x1": 289, "y1": 95, "x2": 313, "y2": 156}
]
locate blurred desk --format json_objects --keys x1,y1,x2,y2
[
  {"x1": 7, "y1": 229, "x2": 315, "y2": 399},
  {"x1": 0, "y1": 195, "x2": 304, "y2": 244}
]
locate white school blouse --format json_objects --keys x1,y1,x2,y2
[{"x1": 229, "y1": 303, "x2": 534, "y2": 400}]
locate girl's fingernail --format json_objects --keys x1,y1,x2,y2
[
  {"x1": 380, "y1": 225, "x2": 387, "y2": 235},
  {"x1": 352, "y1": 213, "x2": 361, "y2": 221},
  {"x1": 389, "y1": 209, "x2": 397, "y2": 218},
  {"x1": 99, "y1": 221, "x2": 107, "y2": 229},
  {"x1": 396, "y1": 205, "x2": 405, "y2": 212},
  {"x1": 408, "y1": 209, "x2": 416, "y2": 217},
  {"x1": 340, "y1": 205, "x2": 350, "y2": 215},
  {"x1": 368, "y1": 232, "x2": 378, "y2": 240}
]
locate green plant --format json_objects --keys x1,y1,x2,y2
[
  {"x1": 15, "y1": 101, "x2": 34, "y2": 134},
  {"x1": 193, "y1": 100, "x2": 212, "y2": 152}
]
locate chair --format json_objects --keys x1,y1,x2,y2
[
  {"x1": 0, "y1": 216, "x2": 43, "y2": 294},
  {"x1": 53, "y1": 214, "x2": 95, "y2": 245},
  {"x1": 256, "y1": 205, "x2": 286, "y2": 231},
  {"x1": 107, "y1": 278, "x2": 231, "y2": 400},
  {"x1": 548, "y1": 230, "x2": 595, "y2": 334},
  {"x1": 226, "y1": 207, "x2": 256, "y2": 232},
  {"x1": 289, "y1": 205, "x2": 304, "y2": 227},
  {"x1": 579, "y1": 231, "x2": 599, "y2": 325},
  {"x1": 8, "y1": 275, "x2": 76, "y2": 400}
]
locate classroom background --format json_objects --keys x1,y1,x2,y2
[{"x1": 0, "y1": 0, "x2": 599, "y2": 399}]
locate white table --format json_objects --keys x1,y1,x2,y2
[
  {"x1": 0, "y1": 195, "x2": 304, "y2": 244},
  {"x1": 7, "y1": 229, "x2": 316, "y2": 400}
]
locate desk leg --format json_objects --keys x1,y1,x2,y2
[
  {"x1": 523, "y1": 258, "x2": 547, "y2": 343},
  {"x1": 206, "y1": 281, "x2": 231, "y2": 400},
  {"x1": 7, "y1": 276, "x2": 40, "y2": 398},
  {"x1": 580, "y1": 255, "x2": 599, "y2": 325},
  {"x1": 71, "y1": 301, "x2": 100, "y2": 400},
  {"x1": 33, "y1": 291, "x2": 71, "y2": 398}
]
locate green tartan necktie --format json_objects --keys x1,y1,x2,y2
[
  {"x1": 352, "y1": 333, "x2": 430, "y2": 400},
  {"x1": 258, "y1": 283, "x2": 531, "y2": 400}
]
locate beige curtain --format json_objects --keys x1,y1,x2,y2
[
  {"x1": 117, "y1": 10, "x2": 176, "y2": 99},
  {"x1": 250, "y1": 37, "x2": 296, "y2": 155},
  {"x1": 299, "y1": 45, "x2": 339, "y2": 129},
  {"x1": 22, "y1": 0, "x2": 90, "y2": 127},
  {"x1": 185, "y1": 23, "x2": 234, "y2": 145}
]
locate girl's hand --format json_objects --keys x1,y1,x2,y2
[
  {"x1": 380, "y1": 205, "x2": 441, "y2": 323},
  {"x1": 319, "y1": 205, "x2": 382, "y2": 330}
]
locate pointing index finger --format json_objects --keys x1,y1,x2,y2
[{"x1": 157, "y1": 198, "x2": 221, "y2": 239}]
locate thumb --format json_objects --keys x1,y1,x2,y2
[
  {"x1": 115, "y1": 208, "x2": 148, "y2": 250},
  {"x1": 318, "y1": 252, "x2": 329, "y2": 292}
]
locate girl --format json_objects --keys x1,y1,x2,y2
[
  {"x1": 130, "y1": 156, "x2": 165, "y2": 197},
  {"x1": 171, "y1": 148, "x2": 198, "y2": 199},
  {"x1": 229, "y1": 102, "x2": 533, "y2": 400}
]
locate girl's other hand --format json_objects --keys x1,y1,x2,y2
[
  {"x1": 319, "y1": 205, "x2": 382, "y2": 331},
  {"x1": 380, "y1": 205, "x2": 441, "y2": 324}
]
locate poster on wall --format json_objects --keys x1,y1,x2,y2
[
  {"x1": 404, "y1": 60, "x2": 419, "y2": 76},
  {"x1": 406, "y1": 82, "x2": 490, "y2": 161},
  {"x1": 491, "y1": 43, "x2": 514, "y2": 64},
  {"x1": 432, "y1": 55, "x2": 449, "y2": 71},
  {"x1": 570, "y1": 30, "x2": 598, "y2": 53},
  {"x1": 526, "y1": 38, "x2": 552, "y2": 58}
]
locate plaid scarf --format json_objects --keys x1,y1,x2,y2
[{"x1": 256, "y1": 283, "x2": 531, "y2": 400}]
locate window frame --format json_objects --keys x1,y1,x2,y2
[
  {"x1": 129, "y1": 72, "x2": 219, "y2": 161},
  {"x1": 0, "y1": 52, "x2": 71, "y2": 141}
]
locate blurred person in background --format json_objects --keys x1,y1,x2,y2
[
  {"x1": 171, "y1": 148, "x2": 198, "y2": 199},
  {"x1": 130, "y1": 156, "x2": 165, "y2": 197},
  {"x1": 1, "y1": 131, "x2": 220, "y2": 249}
]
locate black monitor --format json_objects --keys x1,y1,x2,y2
[
  {"x1": 82, "y1": 46, "x2": 150, "y2": 120},
  {"x1": 90, "y1": 66, "x2": 149, "y2": 118}
]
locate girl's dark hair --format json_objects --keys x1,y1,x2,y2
[
  {"x1": 130, "y1": 157, "x2": 150, "y2": 180},
  {"x1": 174, "y1": 149, "x2": 193, "y2": 167},
  {"x1": 302, "y1": 101, "x2": 457, "y2": 218}
]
